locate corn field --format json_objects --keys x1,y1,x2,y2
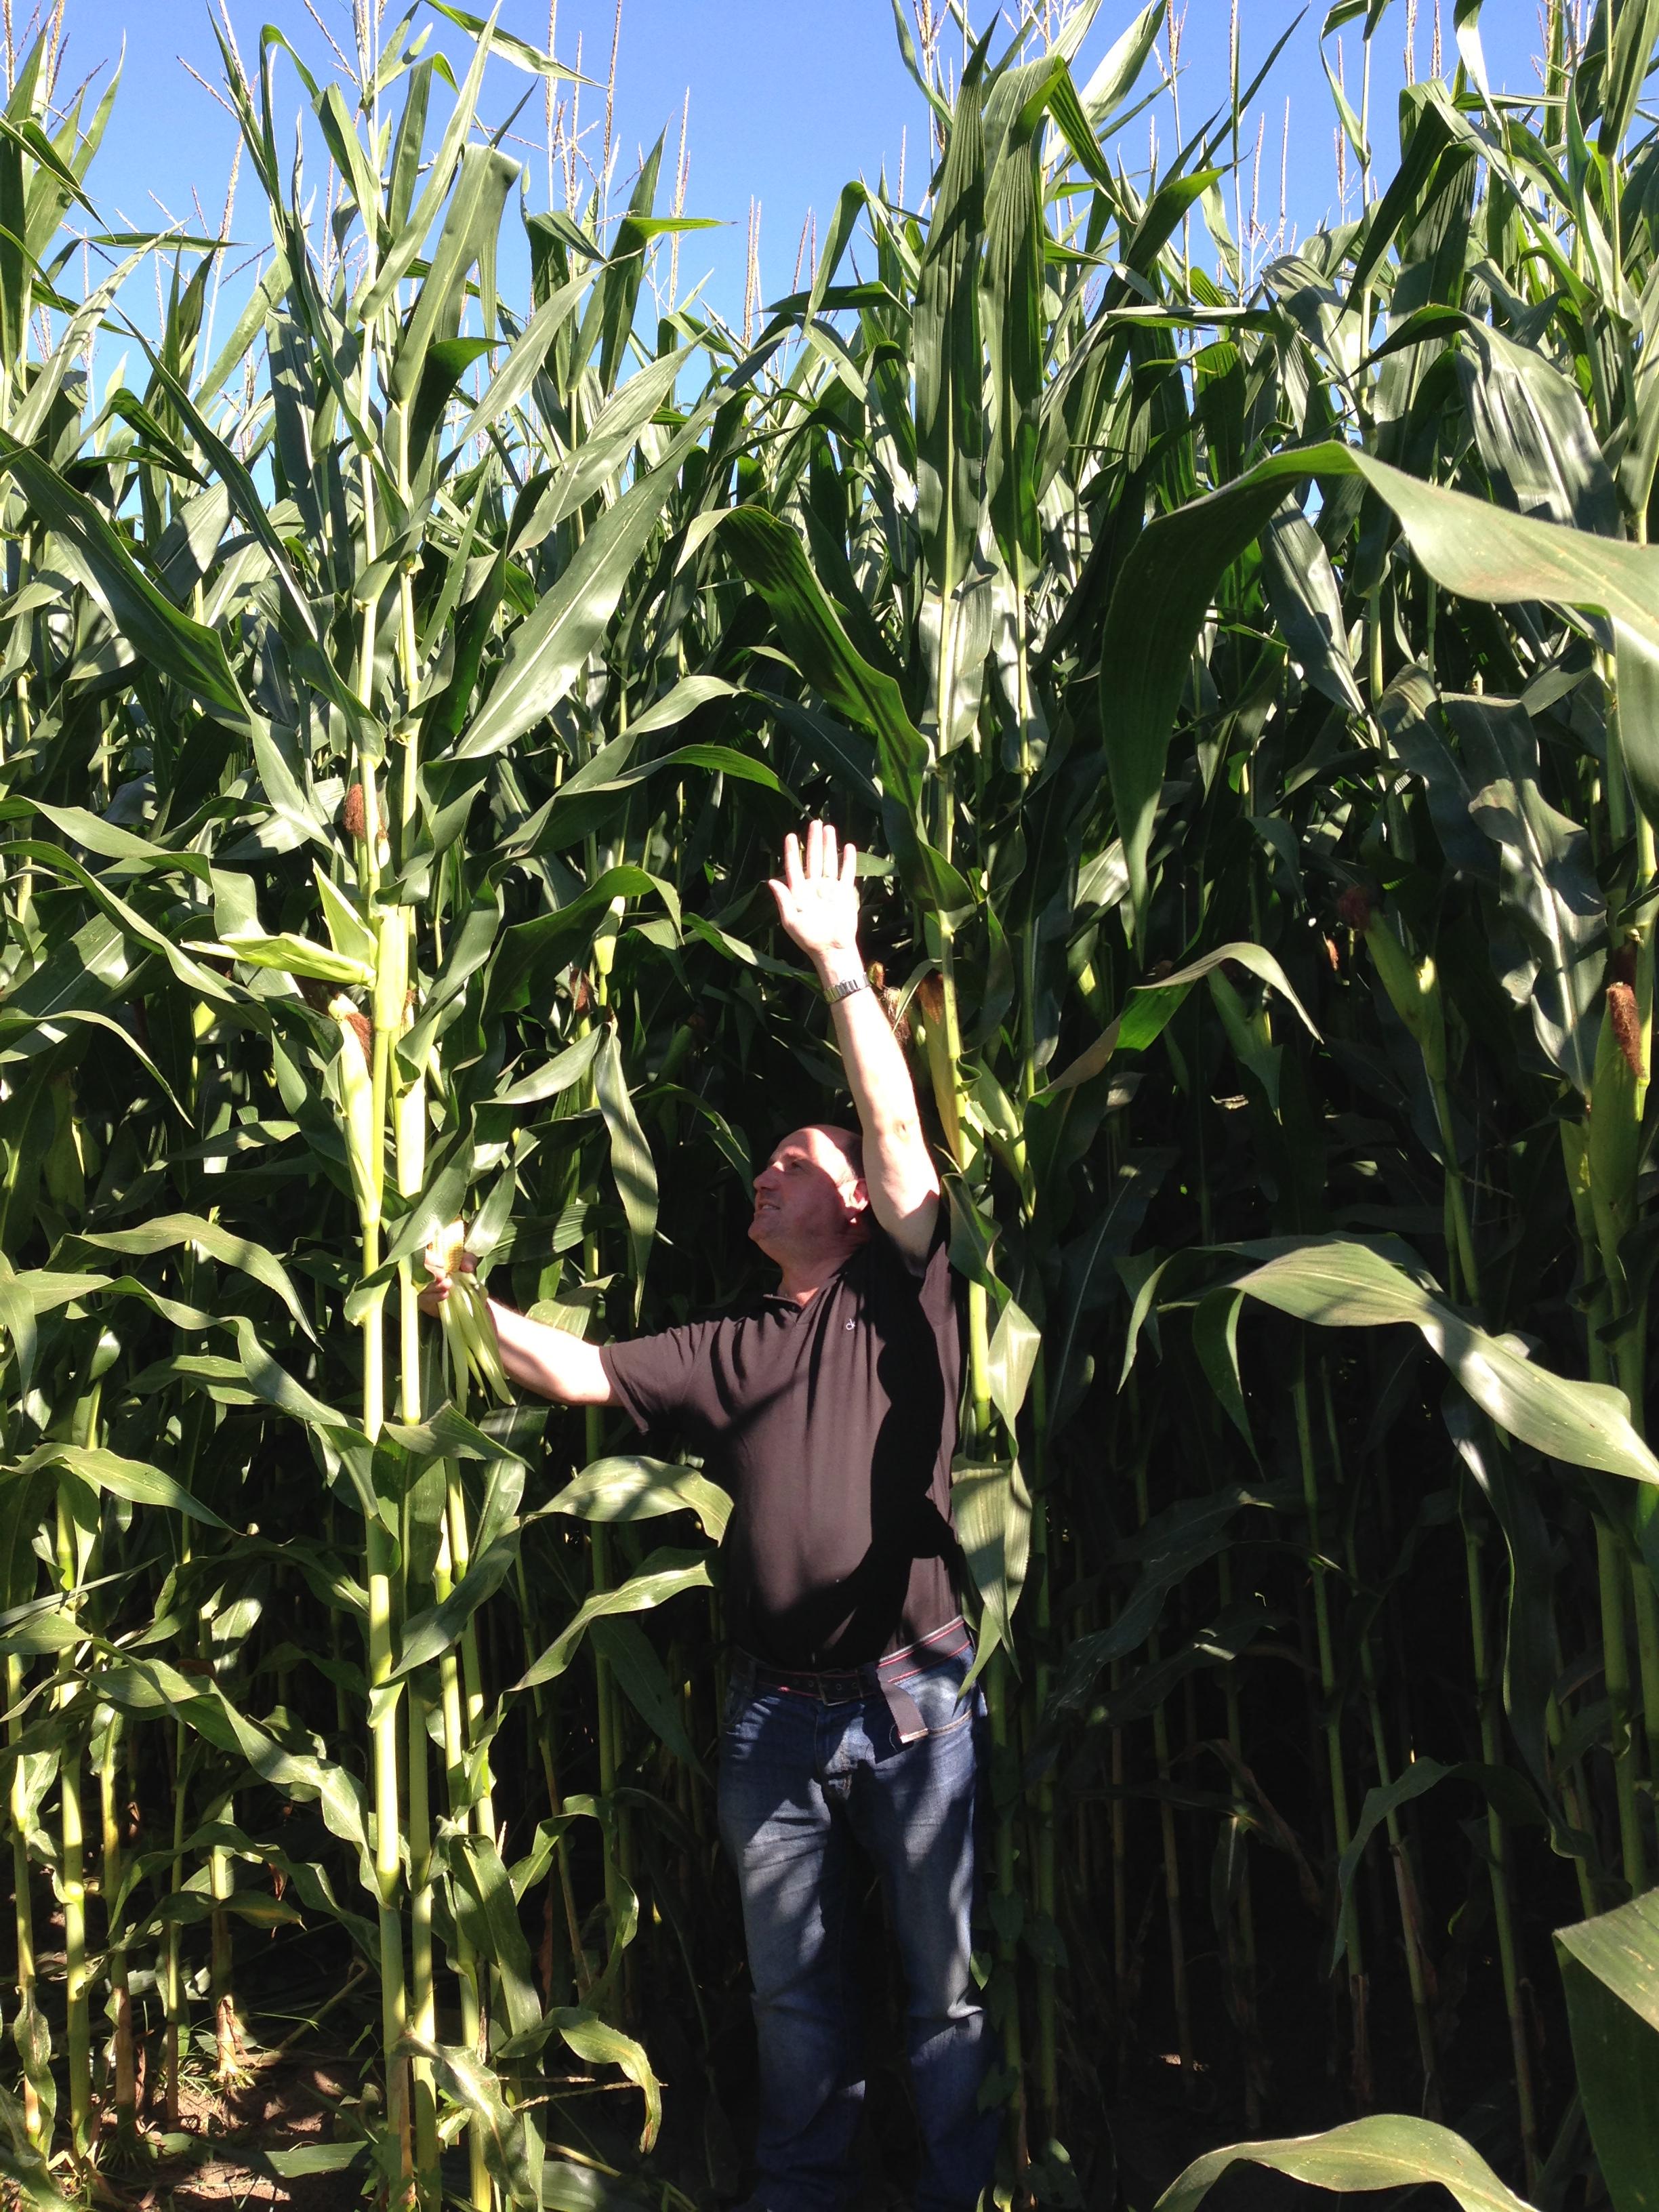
[{"x1": 9, "y1": 0, "x2": 1659, "y2": 2205}]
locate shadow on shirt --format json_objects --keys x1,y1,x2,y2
[{"x1": 721, "y1": 1271, "x2": 964, "y2": 1668}]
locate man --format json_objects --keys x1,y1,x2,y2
[{"x1": 430, "y1": 822, "x2": 996, "y2": 2212}]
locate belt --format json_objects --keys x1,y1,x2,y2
[{"x1": 732, "y1": 1616, "x2": 972, "y2": 1746}]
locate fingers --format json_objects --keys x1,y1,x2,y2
[
  {"x1": 841, "y1": 840, "x2": 857, "y2": 884},
  {"x1": 783, "y1": 820, "x2": 854, "y2": 882},
  {"x1": 421, "y1": 1246, "x2": 474, "y2": 1293}
]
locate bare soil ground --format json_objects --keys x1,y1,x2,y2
[{"x1": 87, "y1": 2059, "x2": 367, "y2": 2212}]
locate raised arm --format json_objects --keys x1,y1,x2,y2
[
  {"x1": 421, "y1": 1258, "x2": 615, "y2": 1404},
  {"x1": 769, "y1": 821, "x2": 941, "y2": 1265}
]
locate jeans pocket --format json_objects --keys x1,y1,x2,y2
[
  {"x1": 897, "y1": 1646, "x2": 976, "y2": 1737},
  {"x1": 720, "y1": 1671, "x2": 754, "y2": 1734}
]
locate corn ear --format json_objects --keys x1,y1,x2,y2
[
  {"x1": 1357, "y1": 916, "x2": 1447, "y2": 1084},
  {"x1": 425, "y1": 1219, "x2": 512, "y2": 1405},
  {"x1": 329, "y1": 996, "x2": 380, "y2": 1231},
  {"x1": 592, "y1": 894, "x2": 626, "y2": 981},
  {"x1": 373, "y1": 906, "x2": 409, "y2": 1041}
]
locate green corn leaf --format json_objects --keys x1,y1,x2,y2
[
  {"x1": 139, "y1": 1890, "x2": 305, "y2": 1933},
  {"x1": 1047, "y1": 1153, "x2": 1174, "y2": 1435},
  {"x1": 1119, "y1": 941, "x2": 1319, "y2": 1057},
  {"x1": 457, "y1": 460, "x2": 691, "y2": 761},
  {"x1": 485, "y1": 867, "x2": 670, "y2": 1017},
  {"x1": 1261, "y1": 499, "x2": 1364, "y2": 714},
  {"x1": 1046, "y1": 1486, "x2": 1273, "y2": 1719},
  {"x1": 1453, "y1": 319, "x2": 1620, "y2": 535},
  {"x1": 594, "y1": 1023, "x2": 657, "y2": 1321},
  {"x1": 495, "y1": 1029, "x2": 603, "y2": 1106},
  {"x1": 537, "y1": 2161, "x2": 654, "y2": 2210},
  {"x1": 720, "y1": 506, "x2": 968, "y2": 911},
  {"x1": 447, "y1": 1835, "x2": 542, "y2": 2038},
  {"x1": 1556, "y1": 1889, "x2": 1659, "y2": 2212},
  {"x1": 1084, "y1": 1596, "x2": 1273, "y2": 1736},
  {"x1": 401, "y1": 2036, "x2": 538, "y2": 2205},
  {"x1": 1437, "y1": 689, "x2": 1602, "y2": 1077},
  {"x1": 214, "y1": 927, "x2": 374, "y2": 987},
  {"x1": 516, "y1": 1550, "x2": 714, "y2": 1689},
  {"x1": 720, "y1": 507, "x2": 924, "y2": 771},
  {"x1": 546, "y1": 2005, "x2": 662, "y2": 2152},
  {"x1": 509, "y1": 349, "x2": 689, "y2": 552},
  {"x1": 0, "y1": 1259, "x2": 109, "y2": 1389},
  {"x1": 6, "y1": 797, "x2": 209, "y2": 879},
  {"x1": 953, "y1": 1457, "x2": 1031, "y2": 1682},
  {"x1": 0, "y1": 913, "x2": 134, "y2": 1054},
  {"x1": 986, "y1": 1292, "x2": 1041, "y2": 1431},
  {"x1": 1332, "y1": 1757, "x2": 1545, "y2": 1973},
  {"x1": 9, "y1": 1443, "x2": 230, "y2": 1528},
  {"x1": 259, "y1": 2146, "x2": 369, "y2": 2181},
  {"x1": 314, "y1": 82, "x2": 382, "y2": 240},
  {"x1": 355, "y1": 11, "x2": 499, "y2": 320},
  {"x1": 590, "y1": 1616, "x2": 703, "y2": 1774},
  {"x1": 0, "y1": 2081, "x2": 71, "y2": 2208},
  {"x1": 1079, "y1": 0, "x2": 1163, "y2": 127},
  {"x1": 983, "y1": 128, "x2": 1043, "y2": 574},
  {"x1": 5, "y1": 839, "x2": 238, "y2": 1008},
  {"x1": 393, "y1": 1535, "x2": 518, "y2": 1677},
  {"x1": 1229, "y1": 1238, "x2": 1659, "y2": 1485},
  {"x1": 0, "y1": 431, "x2": 250, "y2": 729},
  {"x1": 1192, "y1": 1288, "x2": 1255, "y2": 1460},
  {"x1": 390, "y1": 143, "x2": 518, "y2": 409},
  {"x1": 914, "y1": 56, "x2": 986, "y2": 600},
  {"x1": 888, "y1": 0, "x2": 954, "y2": 129},
  {"x1": 70, "y1": 1210, "x2": 315, "y2": 1338},
  {"x1": 127, "y1": 333, "x2": 327, "y2": 651},
  {"x1": 588, "y1": 133, "x2": 668, "y2": 392},
  {"x1": 0, "y1": 1609, "x2": 82, "y2": 1656},
  {"x1": 1576, "y1": 0, "x2": 1659, "y2": 152},
  {"x1": 1155, "y1": 2116, "x2": 1539, "y2": 2211},
  {"x1": 1100, "y1": 438, "x2": 1659, "y2": 932},
  {"x1": 452, "y1": 266, "x2": 586, "y2": 450},
  {"x1": 99, "y1": 1658, "x2": 369, "y2": 1860},
  {"x1": 422, "y1": 0, "x2": 579, "y2": 75},
  {"x1": 549, "y1": 1454, "x2": 731, "y2": 1542}
]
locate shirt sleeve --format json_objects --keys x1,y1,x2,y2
[{"x1": 599, "y1": 1322, "x2": 719, "y2": 1437}]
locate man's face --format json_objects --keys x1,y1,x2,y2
[{"x1": 749, "y1": 1126, "x2": 867, "y2": 1261}]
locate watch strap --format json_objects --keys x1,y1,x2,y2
[{"x1": 825, "y1": 970, "x2": 868, "y2": 1004}]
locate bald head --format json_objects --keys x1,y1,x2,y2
[{"x1": 806, "y1": 1124, "x2": 863, "y2": 1179}]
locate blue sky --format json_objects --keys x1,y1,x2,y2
[{"x1": 48, "y1": 0, "x2": 1544, "y2": 347}]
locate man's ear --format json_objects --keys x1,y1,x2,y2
[{"x1": 844, "y1": 1176, "x2": 871, "y2": 1223}]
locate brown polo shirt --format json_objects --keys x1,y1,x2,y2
[{"x1": 598, "y1": 1220, "x2": 964, "y2": 1668}]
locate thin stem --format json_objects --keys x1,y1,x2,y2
[{"x1": 7, "y1": 1653, "x2": 44, "y2": 2148}]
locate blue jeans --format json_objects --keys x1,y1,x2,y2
[{"x1": 717, "y1": 1639, "x2": 998, "y2": 2212}]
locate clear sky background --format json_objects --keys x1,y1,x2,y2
[{"x1": 41, "y1": 0, "x2": 1547, "y2": 350}]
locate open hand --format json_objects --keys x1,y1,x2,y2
[{"x1": 768, "y1": 822, "x2": 859, "y2": 964}]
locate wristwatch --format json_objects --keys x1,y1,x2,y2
[{"x1": 825, "y1": 970, "x2": 868, "y2": 1004}]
